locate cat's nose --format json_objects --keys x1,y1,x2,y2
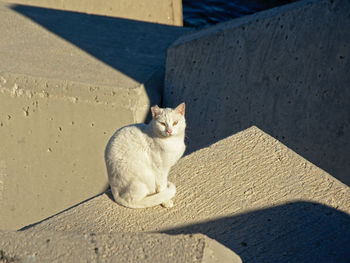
[{"x1": 167, "y1": 128, "x2": 173, "y2": 134}]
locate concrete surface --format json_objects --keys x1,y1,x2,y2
[
  {"x1": 22, "y1": 127, "x2": 350, "y2": 262},
  {"x1": 2, "y1": 0, "x2": 183, "y2": 26},
  {"x1": 0, "y1": 232, "x2": 241, "y2": 263},
  {"x1": 0, "y1": 2, "x2": 189, "y2": 230},
  {"x1": 164, "y1": 0, "x2": 350, "y2": 185}
]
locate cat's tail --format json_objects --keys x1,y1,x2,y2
[{"x1": 112, "y1": 182, "x2": 176, "y2": 209}]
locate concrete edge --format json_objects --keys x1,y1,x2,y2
[
  {"x1": 0, "y1": 71, "x2": 154, "y2": 123},
  {"x1": 170, "y1": 0, "x2": 318, "y2": 47},
  {"x1": 0, "y1": 231, "x2": 241, "y2": 263},
  {"x1": 0, "y1": 71, "x2": 141, "y2": 104}
]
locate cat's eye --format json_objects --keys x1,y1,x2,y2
[
  {"x1": 160, "y1": 122, "x2": 166, "y2": 126},
  {"x1": 173, "y1": 120, "x2": 178, "y2": 126}
]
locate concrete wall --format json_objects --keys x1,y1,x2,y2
[
  {"x1": 164, "y1": 0, "x2": 350, "y2": 185},
  {"x1": 0, "y1": 2, "x2": 188, "y2": 230},
  {"x1": 0, "y1": 74, "x2": 147, "y2": 230},
  {"x1": 2, "y1": 0, "x2": 183, "y2": 26}
]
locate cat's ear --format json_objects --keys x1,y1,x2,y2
[
  {"x1": 175, "y1": 102, "x2": 185, "y2": 116},
  {"x1": 151, "y1": 105, "x2": 162, "y2": 118}
]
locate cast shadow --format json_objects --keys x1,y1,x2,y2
[
  {"x1": 161, "y1": 201, "x2": 350, "y2": 263},
  {"x1": 11, "y1": 4, "x2": 188, "y2": 114}
]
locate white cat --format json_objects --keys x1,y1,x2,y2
[{"x1": 105, "y1": 103, "x2": 186, "y2": 208}]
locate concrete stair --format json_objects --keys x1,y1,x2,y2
[
  {"x1": 1, "y1": 0, "x2": 350, "y2": 262},
  {"x1": 3, "y1": 126, "x2": 349, "y2": 262}
]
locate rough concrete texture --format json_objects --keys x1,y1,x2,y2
[
  {"x1": 2, "y1": 0, "x2": 183, "y2": 26},
  {"x1": 0, "y1": 2, "x2": 189, "y2": 230},
  {"x1": 0, "y1": 232, "x2": 241, "y2": 263},
  {"x1": 22, "y1": 127, "x2": 350, "y2": 262},
  {"x1": 164, "y1": 0, "x2": 350, "y2": 185}
]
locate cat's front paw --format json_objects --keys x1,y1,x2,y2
[{"x1": 161, "y1": 199, "x2": 174, "y2": 208}]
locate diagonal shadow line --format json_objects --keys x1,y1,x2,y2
[
  {"x1": 10, "y1": 4, "x2": 188, "y2": 88},
  {"x1": 160, "y1": 201, "x2": 350, "y2": 263}
]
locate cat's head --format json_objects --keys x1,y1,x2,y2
[{"x1": 151, "y1": 103, "x2": 186, "y2": 137}]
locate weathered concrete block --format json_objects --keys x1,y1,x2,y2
[
  {"x1": 164, "y1": 0, "x2": 350, "y2": 185},
  {"x1": 22, "y1": 127, "x2": 350, "y2": 262},
  {"x1": 0, "y1": 2, "x2": 188, "y2": 230},
  {"x1": 0, "y1": 231, "x2": 241, "y2": 263},
  {"x1": 2, "y1": 0, "x2": 183, "y2": 26}
]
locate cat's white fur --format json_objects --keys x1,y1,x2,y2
[{"x1": 105, "y1": 103, "x2": 186, "y2": 208}]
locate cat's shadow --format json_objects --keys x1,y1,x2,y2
[{"x1": 105, "y1": 187, "x2": 114, "y2": 202}]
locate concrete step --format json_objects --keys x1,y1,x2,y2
[
  {"x1": 0, "y1": 1, "x2": 190, "y2": 230},
  {"x1": 0, "y1": 231, "x2": 241, "y2": 263},
  {"x1": 21, "y1": 126, "x2": 350, "y2": 262}
]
